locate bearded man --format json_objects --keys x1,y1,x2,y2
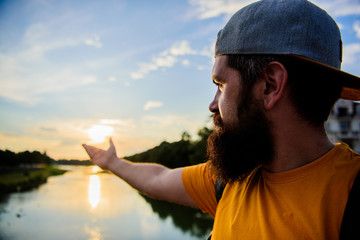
[{"x1": 83, "y1": 0, "x2": 360, "y2": 239}]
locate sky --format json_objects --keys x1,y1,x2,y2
[{"x1": 1, "y1": 0, "x2": 360, "y2": 160}]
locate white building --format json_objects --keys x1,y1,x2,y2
[{"x1": 326, "y1": 99, "x2": 360, "y2": 152}]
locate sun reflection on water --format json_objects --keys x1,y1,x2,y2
[
  {"x1": 91, "y1": 166, "x2": 101, "y2": 173},
  {"x1": 88, "y1": 175, "x2": 101, "y2": 209},
  {"x1": 84, "y1": 225, "x2": 103, "y2": 240}
]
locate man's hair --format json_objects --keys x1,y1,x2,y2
[{"x1": 227, "y1": 54, "x2": 343, "y2": 126}]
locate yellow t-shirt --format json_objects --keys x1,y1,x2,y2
[{"x1": 182, "y1": 143, "x2": 360, "y2": 240}]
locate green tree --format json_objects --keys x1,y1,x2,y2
[{"x1": 126, "y1": 126, "x2": 213, "y2": 167}]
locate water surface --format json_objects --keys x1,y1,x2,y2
[{"x1": 0, "y1": 165, "x2": 212, "y2": 240}]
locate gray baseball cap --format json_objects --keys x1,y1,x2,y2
[{"x1": 215, "y1": 0, "x2": 360, "y2": 101}]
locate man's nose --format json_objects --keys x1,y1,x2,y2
[{"x1": 209, "y1": 90, "x2": 219, "y2": 113}]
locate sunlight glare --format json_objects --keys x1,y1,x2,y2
[
  {"x1": 92, "y1": 166, "x2": 101, "y2": 173},
  {"x1": 89, "y1": 175, "x2": 101, "y2": 209},
  {"x1": 86, "y1": 125, "x2": 114, "y2": 143}
]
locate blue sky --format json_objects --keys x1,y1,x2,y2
[{"x1": 1, "y1": 0, "x2": 360, "y2": 160}]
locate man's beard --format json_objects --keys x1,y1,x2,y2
[{"x1": 207, "y1": 97, "x2": 274, "y2": 184}]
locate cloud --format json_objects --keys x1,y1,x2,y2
[
  {"x1": 130, "y1": 61, "x2": 164, "y2": 80},
  {"x1": 130, "y1": 40, "x2": 213, "y2": 79},
  {"x1": 153, "y1": 55, "x2": 177, "y2": 67},
  {"x1": 188, "y1": 0, "x2": 255, "y2": 19},
  {"x1": 138, "y1": 113, "x2": 208, "y2": 141},
  {"x1": 188, "y1": 0, "x2": 360, "y2": 19},
  {"x1": 354, "y1": 21, "x2": 360, "y2": 38},
  {"x1": 0, "y1": 57, "x2": 97, "y2": 105},
  {"x1": 182, "y1": 59, "x2": 190, "y2": 66},
  {"x1": 39, "y1": 127, "x2": 58, "y2": 132},
  {"x1": 337, "y1": 22, "x2": 345, "y2": 30},
  {"x1": 130, "y1": 56, "x2": 176, "y2": 80},
  {"x1": 343, "y1": 43, "x2": 360, "y2": 66},
  {"x1": 313, "y1": 0, "x2": 360, "y2": 17},
  {"x1": 163, "y1": 41, "x2": 197, "y2": 56},
  {"x1": 100, "y1": 119, "x2": 136, "y2": 127},
  {"x1": 144, "y1": 101, "x2": 164, "y2": 111},
  {"x1": 130, "y1": 41, "x2": 196, "y2": 80},
  {"x1": 197, "y1": 65, "x2": 207, "y2": 71},
  {"x1": 108, "y1": 76, "x2": 117, "y2": 82},
  {"x1": 85, "y1": 35, "x2": 103, "y2": 48},
  {"x1": 141, "y1": 115, "x2": 189, "y2": 127},
  {"x1": 0, "y1": 12, "x2": 105, "y2": 105}
]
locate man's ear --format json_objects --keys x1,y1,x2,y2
[{"x1": 262, "y1": 61, "x2": 288, "y2": 110}]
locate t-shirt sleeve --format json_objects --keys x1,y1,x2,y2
[{"x1": 182, "y1": 163, "x2": 217, "y2": 217}]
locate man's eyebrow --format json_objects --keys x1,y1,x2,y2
[{"x1": 212, "y1": 77, "x2": 225, "y2": 85}]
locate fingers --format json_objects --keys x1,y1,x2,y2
[
  {"x1": 82, "y1": 138, "x2": 115, "y2": 159},
  {"x1": 108, "y1": 137, "x2": 117, "y2": 155},
  {"x1": 82, "y1": 144, "x2": 92, "y2": 157},
  {"x1": 82, "y1": 144, "x2": 99, "y2": 158}
]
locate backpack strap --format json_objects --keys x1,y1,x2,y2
[
  {"x1": 215, "y1": 178, "x2": 226, "y2": 203},
  {"x1": 207, "y1": 178, "x2": 227, "y2": 240},
  {"x1": 339, "y1": 171, "x2": 360, "y2": 239}
]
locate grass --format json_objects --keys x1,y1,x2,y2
[{"x1": 0, "y1": 166, "x2": 67, "y2": 194}]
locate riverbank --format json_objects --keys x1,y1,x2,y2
[{"x1": 0, "y1": 166, "x2": 67, "y2": 195}]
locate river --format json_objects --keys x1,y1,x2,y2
[{"x1": 0, "y1": 165, "x2": 213, "y2": 240}]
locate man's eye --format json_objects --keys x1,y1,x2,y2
[
  {"x1": 213, "y1": 79, "x2": 223, "y2": 90},
  {"x1": 213, "y1": 81, "x2": 221, "y2": 87}
]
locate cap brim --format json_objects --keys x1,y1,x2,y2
[{"x1": 290, "y1": 55, "x2": 360, "y2": 101}]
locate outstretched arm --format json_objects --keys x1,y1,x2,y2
[{"x1": 82, "y1": 138, "x2": 197, "y2": 208}]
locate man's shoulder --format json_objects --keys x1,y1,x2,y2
[{"x1": 332, "y1": 143, "x2": 360, "y2": 166}]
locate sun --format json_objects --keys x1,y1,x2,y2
[{"x1": 86, "y1": 124, "x2": 114, "y2": 143}]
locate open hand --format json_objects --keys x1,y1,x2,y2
[{"x1": 82, "y1": 138, "x2": 117, "y2": 170}]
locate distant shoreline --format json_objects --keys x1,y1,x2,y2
[{"x1": 0, "y1": 166, "x2": 67, "y2": 195}]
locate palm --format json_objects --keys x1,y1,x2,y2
[{"x1": 82, "y1": 138, "x2": 116, "y2": 170}]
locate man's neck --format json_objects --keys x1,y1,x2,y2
[{"x1": 263, "y1": 121, "x2": 335, "y2": 173}]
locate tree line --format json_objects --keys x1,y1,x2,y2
[
  {"x1": 0, "y1": 150, "x2": 53, "y2": 166},
  {"x1": 0, "y1": 149, "x2": 94, "y2": 166},
  {"x1": 125, "y1": 127, "x2": 212, "y2": 168}
]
